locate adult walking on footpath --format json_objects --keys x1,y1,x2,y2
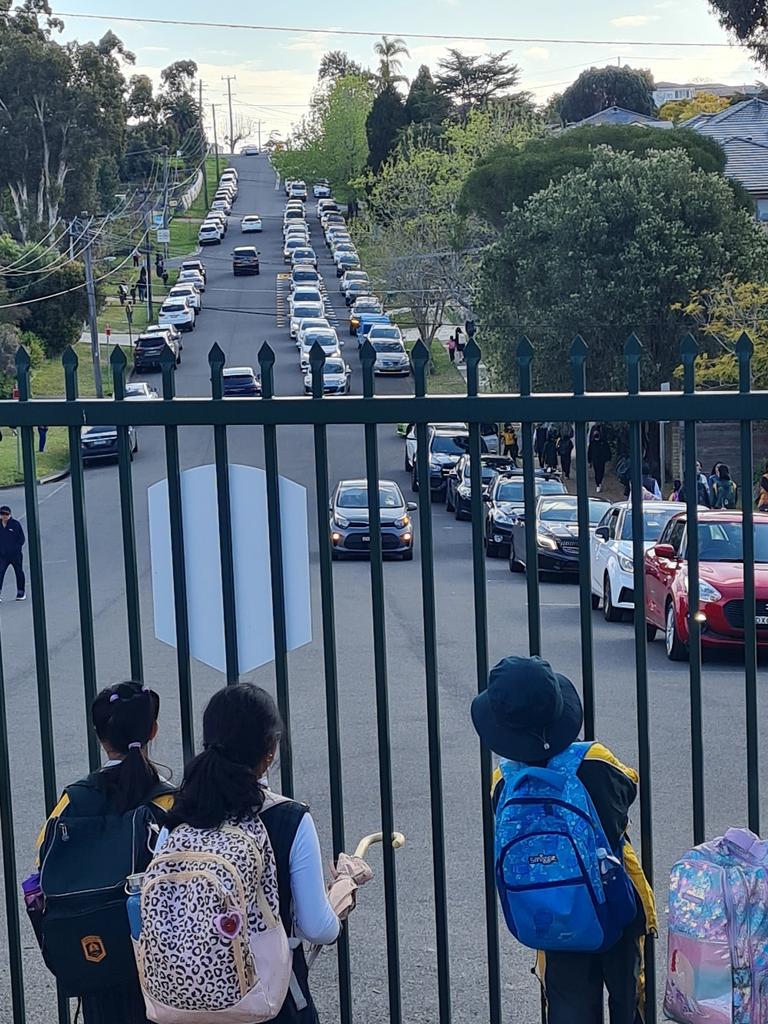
[
  {"x1": 471, "y1": 655, "x2": 656, "y2": 1024},
  {"x1": 712, "y1": 464, "x2": 738, "y2": 509},
  {"x1": 37, "y1": 426, "x2": 48, "y2": 453},
  {"x1": 535, "y1": 423, "x2": 549, "y2": 469},
  {"x1": 587, "y1": 428, "x2": 612, "y2": 494},
  {"x1": 558, "y1": 434, "x2": 573, "y2": 480},
  {"x1": 0, "y1": 505, "x2": 25, "y2": 600},
  {"x1": 455, "y1": 326, "x2": 465, "y2": 362}
]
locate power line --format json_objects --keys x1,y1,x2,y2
[{"x1": 52, "y1": 11, "x2": 741, "y2": 49}]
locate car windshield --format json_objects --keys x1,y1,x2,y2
[
  {"x1": 539, "y1": 499, "x2": 605, "y2": 524},
  {"x1": 304, "y1": 332, "x2": 336, "y2": 346},
  {"x1": 339, "y1": 254, "x2": 358, "y2": 263},
  {"x1": 693, "y1": 521, "x2": 768, "y2": 563},
  {"x1": 373, "y1": 341, "x2": 404, "y2": 353},
  {"x1": 621, "y1": 507, "x2": 678, "y2": 541},
  {"x1": 496, "y1": 481, "x2": 525, "y2": 502},
  {"x1": 370, "y1": 328, "x2": 401, "y2": 341},
  {"x1": 294, "y1": 290, "x2": 320, "y2": 302},
  {"x1": 293, "y1": 272, "x2": 316, "y2": 282},
  {"x1": 338, "y1": 486, "x2": 402, "y2": 509},
  {"x1": 235, "y1": 249, "x2": 256, "y2": 256},
  {"x1": 540, "y1": 479, "x2": 566, "y2": 494},
  {"x1": 225, "y1": 374, "x2": 255, "y2": 386},
  {"x1": 355, "y1": 301, "x2": 380, "y2": 312},
  {"x1": 464, "y1": 464, "x2": 498, "y2": 481},
  {"x1": 432, "y1": 434, "x2": 469, "y2": 455},
  {"x1": 294, "y1": 304, "x2": 321, "y2": 317},
  {"x1": 324, "y1": 360, "x2": 345, "y2": 374},
  {"x1": 294, "y1": 249, "x2": 314, "y2": 257},
  {"x1": 300, "y1": 320, "x2": 328, "y2": 332},
  {"x1": 286, "y1": 239, "x2": 303, "y2": 248}
]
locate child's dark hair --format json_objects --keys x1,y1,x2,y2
[
  {"x1": 170, "y1": 684, "x2": 283, "y2": 830},
  {"x1": 91, "y1": 681, "x2": 161, "y2": 813},
  {"x1": 718, "y1": 464, "x2": 731, "y2": 480}
]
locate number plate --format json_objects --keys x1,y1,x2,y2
[
  {"x1": 361, "y1": 535, "x2": 370, "y2": 542},
  {"x1": 756, "y1": 616, "x2": 768, "y2": 625}
]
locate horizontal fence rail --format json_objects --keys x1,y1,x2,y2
[{"x1": 1, "y1": 332, "x2": 764, "y2": 1024}]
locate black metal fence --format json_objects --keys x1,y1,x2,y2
[{"x1": 1, "y1": 332, "x2": 764, "y2": 1024}]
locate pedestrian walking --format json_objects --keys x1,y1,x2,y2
[
  {"x1": 129, "y1": 283, "x2": 137, "y2": 304},
  {"x1": 558, "y1": 434, "x2": 573, "y2": 479},
  {"x1": 534, "y1": 423, "x2": 549, "y2": 469},
  {"x1": 587, "y1": 428, "x2": 612, "y2": 494},
  {"x1": 543, "y1": 429, "x2": 559, "y2": 473},
  {"x1": 447, "y1": 334, "x2": 457, "y2": 363},
  {"x1": 501, "y1": 423, "x2": 518, "y2": 462},
  {"x1": 117, "y1": 283, "x2": 128, "y2": 306},
  {"x1": 37, "y1": 426, "x2": 48, "y2": 453},
  {"x1": 131, "y1": 248, "x2": 139, "y2": 268},
  {"x1": 640, "y1": 463, "x2": 662, "y2": 500},
  {"x1": 32, "y1": 681, "x2": 174, "y2": 1024},
  {"x1": 707, "y1": 462, "x2": 722, "y2": 504},
  {"x1": 155, "y1": 253, "x2": 164, "y2": 279},
  {"x1": 757, "y1": 461, "x2": 768, "y2": 512},
  {"x1": 712, "y1": 464, "x2": 738, "y2": 509},
  {"x1": 471, "y1": 655, "x2": 656, "y2": 1024},
  {"x1": 137, "y1": 279, "x2": 146, "y2": 303},
  {"x1": 455, "y1": 326, "x2": 465, "y2": 362},
  {"x1": 161, "y1": 269, "x2": 169, "y2": 287},
  {"x1": 0, "y1": 505, "x2": 25, "y2": 600},
  {"x1": 678, "y1": 473, "x2": 711, "y2": 508}
]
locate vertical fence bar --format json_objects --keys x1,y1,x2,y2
[
  {"x1": 681, "y1": 335, "x2": 705, "y2": 845},
  {"x1": 0, "y1": 629, "x2": 25, "y2": 1024},
  {"x1": 516, "y1": 338, "x2": 541, "y2": 655},
  {"x1": 624, "y1": 335, "x2": 656, "y2": 1022},
  {"x1": 570, "y1": 336, "x2": 595, "y2": 740},
  {"x1": 208, "y1": 344, "x2": 239, "y2": 685},
  {"x1": 258, "y1": 343, "x2": 293, "y2": 797},
  {"x1": 736, "y1": 334, "x2": 760, "y2": 833},
  {"x1": 110, "y1": 347, "x2": 144, "y2": 683},
  {"x1": 62, "y1": 349, "x2": 100, "y2": 771},
  {"x1": 413, "y1": 341, "x2": 451, "y2": 1024},
  {"x1": 309, "y1": 343, "x2": 352, "y2": 1024},
  {"x1": 15, "y1": 347, "x2": 70, "y2": 1024},
  {"x1": 360, "y1": 340, "x2": 401, "y2": 1024},
  {"x1": 465, "y1": 338, "x2": 501, "y2": 1024},
  {"x1": 159, "y1": 345, "x2": 194, "y2": 764}
]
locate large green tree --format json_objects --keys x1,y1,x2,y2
[
  {"x1": 435, "y1": 49, "x2": 523, "y2": 116},
  {"x1": 366, "y1": 86, "x2": 409, "y2": 171},
  {"x1": 405, "y1": 65, "x2": 453, "y2": 136},
  {"x1": 461, "y1": 125, "x2": 728, "y2": 228},
  {"x1": 373, "y1": 35, "x2": 410, "y2": 89},
  {"x1": 559, "y1": 66, "x2": 656, "y2": 124},
  {"x1": 318, "y1": 50, "x2": 369, "y2": 84},
  {"x1": 478, "y1": 148, "x2": 768, "y2": 392},
  {"x1": 709, "y1": 1, "x2": 768, "y2": 64}
]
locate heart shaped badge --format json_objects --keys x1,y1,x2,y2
[{"x1": 213, "y1": 910, "x2": 244, "y2": 941}]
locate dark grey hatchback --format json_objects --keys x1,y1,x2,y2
[
  {"x1": 80, "y1": 424, "x2": 138, "y2": 464},
  {"x1": 330, "y1": 479, "x2": 416, "y2": 560}
]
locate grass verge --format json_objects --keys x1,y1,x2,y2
[
  {"x1": 97, "y1": 270, "x2": 179, "y2": 333},
  {"x1": 405, "y1": 338, "x2": 466, "y2": 394},
  {"x1": 168, "y1": 156, "x2": 220, "y2": 259},
  {"x1": 0, "y1": 429, "x2": 70, "y2": 486},
  {"x1": 32, "y1": 343, "x2": 115, "y2": 398}
]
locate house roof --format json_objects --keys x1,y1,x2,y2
[
  {"x1": 566, "y1": 105, "x2": 674, "y2": 129},
  {"x1": 718, "y1": 136, "x2": 768, "y2": 192},
  {"x1": 682, "y1": 97, "x2": 768, "y2": 142},
  {"x1": 655, "y1": 81, "x2": 764, "y2": 97}
]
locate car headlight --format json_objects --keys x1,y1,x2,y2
[
  {"x1": 394, "y1": 514, "x2": 410, "y2": 528},
  {"x1": 537, "y1": 531, "x2": 559, "y2": 551},
  {"x1": 334, "y1": 515, "x2": 350, "y2": 528},
  {"x1": 682, "y1": 576, "x2": 722, "y2": 602},
  {"x1": 618, "y1": 554, "x2": 634, "y2": 573}
]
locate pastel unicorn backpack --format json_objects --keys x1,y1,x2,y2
[{"x1": 664, "y1": 828, "x2": 768, "y2": 1024}]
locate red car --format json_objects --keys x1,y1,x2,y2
[{"x1": 644, "y1": 511, "x2": 768, "y2": 660}]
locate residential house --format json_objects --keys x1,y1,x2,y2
[
  {"x1": 653, "y1": 81, "x2": 764, "y2": 106},
  {"x1": 564, "y1": 105, "x2": 674, "y2": 130}
]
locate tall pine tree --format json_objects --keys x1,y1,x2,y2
[
  {"x1": 366, "y1": 86, "x2": 408, "y2": 171},
  {"x1": 406, "y1": 65, "x2": 453, "y2": 133}
]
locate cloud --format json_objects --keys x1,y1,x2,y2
[
  {"x1": 609, "y1": 14, "x2": 659, "y2": 26},
  {"x1": 281, "y1": 33, "x2": 332, "y2": 60},
  {"x1": 140, "y1": 46, "x2": 169, "y2": 53},
  {"x1": 526, "y1": 47, "x2": 550, "y2": 61}
]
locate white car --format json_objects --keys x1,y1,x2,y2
[
  {"x1": 210, "y1": 198, "x2": 232, "y2": 215},
  {"x1": 370, "y1": 338, "x2": 410, "y2": 376},
  {"x1": 291, "y1": 247, "x2": 317, "y2": 269},
  {"x1": 242, "y1": 145, "x2": 259, "y2": 156},
  {"x1": 144, "y1": 323, "x2": 182, "y2": 347},
  {"x1": 180, "y1": 259, "x2": 206, "y2": 281},
  {"x1": 289, "y1": 181, "x2": 307, "y2": 199},
  {"x1": 283, "y1": 211, "x2": 306, "y2": 232},
  {"x1": 169, "y1": 283, "x2": 201, "y2": 313},
  {"x1": 340, "y1": 270, "x2": 369, "y2": 295},
  {"x1": 177, "y1": 269, "x2": 205, "y2": 292},
  {"x1": 288, "y1": 286, "x2": 323, "y2": 311},
  {"x1": 124, "y1": 381, "x2": 159, "y2": 400},
  {"x1": 590, "y1": 501, "x2": 689, "y2": 621},
  {"x1": 313, "y1": 181, "x2": 331, "y2": 198},
  {"x1": 159, "y1": 298, "x2": 195, "y2": 332},
  {"x1": 240, "y1": 215, "x2": 263, "y2": 232},
  {"x1": 290, "y1": 267, "x2": 321, "y2": 290},
  {"x1": 303, "y1": 356, "x2": 350, "y2": 394},
  {"x1": 198, "y1": 222, "x2": 222, "y2": 246},
  {"x1": 297, "y1": 317, "x2": 332, "y2": 347},
  {"x1": 332, "y1": 245, "x2": 357, "y2": 267},
  {"x1": 284, "y1": 236, "x2": 310, "y2": 262},
  {"x1": 284, "y1": 226, "x2": 310, "y2": 243},
  {"x1": 206, "y1": 212, "x2": 227, "y2": 235},
  {"x1": 298, "y1": 327, "x2": 342, "y2": 371},
  {"x1": 316, "y1": 199, "x2": 339, "y2": 218},
  {"x1": 290, "y1": 300, "x2": 326, "y2": 338}
]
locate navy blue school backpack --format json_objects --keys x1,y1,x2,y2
[{"x1": 494, "y1": 742, "x2": 636, "y2": 952}]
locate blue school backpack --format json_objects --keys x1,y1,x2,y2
[{"x1": 494, "y1": 742, "x2": 637, "y2": 952}]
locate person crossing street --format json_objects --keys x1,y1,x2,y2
[{"x1": 0, "y1": 505, "x2": 25, "y2": 601}]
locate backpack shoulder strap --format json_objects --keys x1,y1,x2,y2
[
  {"x1": 62, "y1": 775, "x2": 110, "y2": 816},
  {"x1": 547, "y1": 741, "x2": 593, "y2": 774}
]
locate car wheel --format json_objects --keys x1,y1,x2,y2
[
  {"x1": 646, "y1": 623, "x2": 658, "y2": 642},
  {"x1": 665, "y1": 602, "x2": 688, "y2": 661},
  {"x1": 603, "y1": 576, "x2": 623, "y2": 622},
  {"x1": 591, "y1": 593, "x2": 600, "y2": 610},
  {"x1": 401, "y1": 549, "x2": 414, "y2": 561}
]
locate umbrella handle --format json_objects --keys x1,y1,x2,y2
[{"x1": 353, "y1": 831, "x2": 406, "y2": 860}]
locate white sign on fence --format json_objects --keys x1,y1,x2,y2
[{"x1": 148, "y1": 464, "x2": 312, "y2": 674}]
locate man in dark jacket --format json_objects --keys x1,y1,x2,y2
[
  {"x1": 587, "y1": 429, "x2": 612, "y2": 494},
  {"x1": 0, "y1": 505, "x2": 25, "y2": 600}
]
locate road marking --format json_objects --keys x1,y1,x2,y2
[{"x1": 17, "y1": 480, "x2": 69, "y2": 523}]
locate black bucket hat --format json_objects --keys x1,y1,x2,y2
[{"x1": 471, "y1": 655, "x2": 583, "y2": 762}]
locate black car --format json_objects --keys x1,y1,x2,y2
[
  {"x1": 232, "y1": 246, "x2": 260, "y2": 275},
  {"x1": 81, "y1": 424, "x2": 138, "y2": 464},
  {"x1": 330, "y1": 479, "x2": 416, "y2": 560},
  {"x1": 411, "y1": 428, "x2": 487, "y2": 501},
  {"x1": 508, "y1": 494, "x2": 610, "y2": 575},
  {"x1": 133, "y1": 333, "x2": 180, "y2": 372},
  {"x1": 445, "y1": 455, "x2": 520, "y2": 520},
  {"x1": 222, "y1": 367, "x2": 261, "y2": 396},
  {"x1": 484, "y1": 473, "x2": 567, "y2": 558}
]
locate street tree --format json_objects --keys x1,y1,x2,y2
[
  {"x1": 366, "y1": 86, "x2": 409, "y2": 171},
  {"x1": 374, "y1": 35, "x2": 410, "y2": 89},
  {"x1": 559, "y1": 65, "x2": 656, "y2": 123},
  {"x1": 318, "y1": 50, "x2": 368, "y2": 84},
  {"x1": 461, "y1": 125, "x2": 728, "y2": 228},
  {"x1": 477, "y1": 148, "x2": 768, "y2": 393},
  {"x1": 659, "y1": 91, "x2": 731, "y2": 123},
  {"x1": 319, "y1": 74, "x2": 374, "y2": 200},
  {"x1": 405, "y1": 65, "x2": 453, "y2": 136},
  {"x1": 709, "y1": 1, "x2": 768, "y2": 64},
  {"x1": 435, "y1": 49, "x2": 522, "y2": 115}
]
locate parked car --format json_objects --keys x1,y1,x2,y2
[
  {"x1": 484, "y1": 473, "x2": 567, "y2": 558},
  {"x1": 81, "y1": 424, "x2": 138, "y2": 464},
  {"x1": 242, "y1": 144, "x2": 259, "y2": 156},
  {"x1": 211, "y1": 198, "x2": 232, "y2": 215},
  {"x1": 290, "y1": 300, "x2": 326, "y2": 339},
  {"x1": 206, "y1": 211, "x2": 228, "y2": 235},
  {"x1": 143, "y1": 323, "x2": 182, "y2": 348},
  {"x1": 232, "y1": 246, "x2": 260, "y2": 275},
  {"x1": 240, "y1": 215, "x2": 263, "y2": 232},
  {"x1": 404, "y1": 421, "x2": 499, "y2": 471},
  {"x1": 124, "y1": 381, "x2": 159, "y2": 400},
  {"x1": 180, "y1": 259, "x2": 206, "y2": 282},
  {"x1": 508, "y1": 495, "x2": 610, "y2": 576},
  {"x1": 198, "y1": 222, "x2": 222, "y2": 246},
  {"x1": 340, "y1": 270, "x2": 370, "y2": 295},
  {"x1": 330, "y1": 479, "x2": 416, "y2": 561},
  {"x1": 222, "y1": 366, "x2": 261, "y2": 397},
  {"x1": 291, "y1": 247, "x2": 318, "y2": 269},
  {"x1": 370, "y1": 338, "x2": 410, "y2": 376},
  {"x1": 316, "y1": 199, "x2": 339, "y2": 218},
  {"x1": 445, "y1": 455, "x2": 520, "y2": 520},
  {"x1": 133, "y1": 332, "x2": 181, "y2": 371},
  {"x1": 283, "y1": 236, "x2": 308, "y2": 262},
  {"x1": 313, "y1": 180, "x2": 331, "y2": 198},
  {"x1": 158, "y1": 298, "x2": 195, "y2": 332},
  {"x1": 411, "y1": 427, "x2": 480, "y2": 501},
  {"x1": 290, "y1": 266, "x2": 320, "y2": 290},
  {"x1": 591, "y1": 501, "x2": 688, "y2": 621},
  {"x1": 298, "y1": 327, "x2": 341, "y2": 371},
  {"x1": 349, "y1": 296, "x2": 383, "y2": 334},
  {"x1": 177, "y1": 268, "x2": 205, "y2": 292},
  {"x1": 297, "y1": 318, "x2": 332, "y2": 348},
  {"x1": 356, "y1": 313, "x2": 392, "y2": 349},
  {"x1": 335, "y1": 251, "x2": 361, "y2": 276},
  {"x1": 289, "y1": 180, "x2": 308, "y2": 200},
  {"x1": 644, "y1": 511, "x2": 768, "y2": 660},
  {"x1": 169, "y1": 283, "x2": 201, "y2": 313},
  {"x1": 303, "y1": 356, "x2": 351, "y2": 395}
]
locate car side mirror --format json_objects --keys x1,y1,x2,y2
[
  {"x1": 654, "y1": 543, "x2": 677, "y2": 560},
  {"x1": 406, "y1": 501, "x2": 418, "y2": 512},
  {"x1": 595, "y1": 526, "x2": 609, "y2": 541}
]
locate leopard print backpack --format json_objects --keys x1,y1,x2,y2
[{"x1": 134, "y1": 816, "x2": 292, "y2": 1022}]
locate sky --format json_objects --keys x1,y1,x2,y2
[{"x1": 50, "y1": 0, "x2": 766, "y2": 141}]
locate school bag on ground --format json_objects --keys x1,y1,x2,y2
[
  {"x1": 664, "y1": 828, "x2": 768, "y2": 1024},
  {"x1": 36, "y1": 777, "x2": 171, "y2": 995},
  {"x1": 494, "y1": 742, "x2": 637, "y2": 952},
  {"x1": 136, "y1": 817, "x2": 292, "y2": 1023}
]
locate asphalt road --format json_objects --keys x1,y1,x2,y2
[{"x1": 2, "y1": 155, "x2": 767, "y2": 1023}]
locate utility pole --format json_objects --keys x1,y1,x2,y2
[
  {"x1": 143, "y1": 211, "x2": 154, "y2": 323},
  {"x1": 222, "y1": 74, "x2": 236, "y2": 154},
  {"x1": 161, "y1": 145, "x2": 170, "y2": 263},
  {"x1": 257, "y1": 120, "x2": 262, "y2": 153},
  {"x1": 81, "y1": 218, "x2": 104, "y2": 399},
  {"x1": 199, "y1": 79, "x2": 209, "y2": 208},
  {"x1": 211, "y1": 104, "x2": 221, "y2": 178}
]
